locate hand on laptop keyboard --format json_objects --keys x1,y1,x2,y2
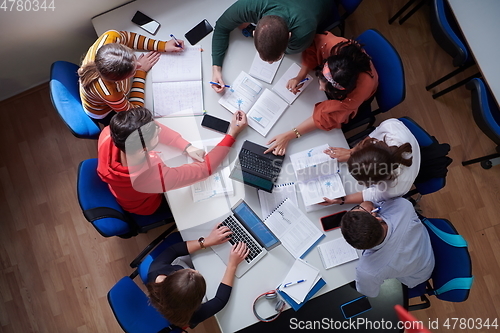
[
  {"x1": 228, "y1": 242, "x2": 250, "y2": 267},
  {"x1": 206, "y1": 223, "x2": 233, "y2": 247}
]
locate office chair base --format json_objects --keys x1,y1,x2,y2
[
  {"x1": 389, "y1": 0, "x2": 427, "y2": 25},
  {"x1": 408, "y1": 294, "x2": 431, "y2": 311},
  {"x1": 426, "y1": 62, "x2": 475, "y2": 91},
  {"x1": 462, "y1": 153, "x2": 500, "y2": 168},
  {"x1": 432, "y1": 72, "x2": 481, "y2": 99}
]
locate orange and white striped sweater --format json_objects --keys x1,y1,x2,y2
[{"x1": 79, "y1": 30, "x2": 167, "y2": 118}]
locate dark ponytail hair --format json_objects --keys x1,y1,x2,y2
[
  {"x1": 146, "y1": 269, "x2": 207, "y2": 328},
  {"x1": 347, "y1": 137, "x2": 413, "y2": 185},
  {"x1": 78, "y1": 43, "x2": 136, "y2": 89},
  {"x1": 316, "y1": 40, "x2": 372, "y2": 101}
]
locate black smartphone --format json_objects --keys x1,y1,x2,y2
[
  {"x1": 131, "y1": 11, "x2": 160, "y2": 35},
  {"x1": 341, "y1": 296, "x2": 372, "y2": 319},
  {"x1": 320, "y1": 211, "x2": 346, "y2": 231},
  {"x1": 185, "y1": 19, "x2": 214, "y2": 45},
  {"x1": 201, "y1": 114, "x2": 230, "y2": 134}
]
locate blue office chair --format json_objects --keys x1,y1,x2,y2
[
  {"x1": 319, "y1": 0, "x2": 364, "y2": 36},
  {"x1": 343, "y1": 29, "x2": 406, "y2": 140},
  {"x1": 108, "y1": 226, "x2": 183, "y2": 333},
  {"x1": 77, "y1": 158, "x2": 175, "y2": 238},
  {"x1": 130, "y1": 230, "x2": 184, "y2": 284},
  {"x1": 108, "y1": 276, "x2": 183, "y2": 333},
  {"x1": 462, "y1": 78, "x2": 500, "y2": 169},
  {"x1": 399, "y1": 117, "x2": 452, "y2": 197},
  {"x1": 426, "y1": 0, "x2": 480, "y2": 99},
  {"x1": 49, "y1": 61, "x2": 101, "y2": 139},
  {"x1": 407, "y1": 216, "x2": 473, "y2": 310}
]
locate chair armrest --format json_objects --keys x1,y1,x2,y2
[{"x1": 130, "y1": 224, "x2": 177, "y2": 268}]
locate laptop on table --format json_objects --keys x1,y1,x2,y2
[
  {"x1": 229, "y1": 140, "x2": 284, "y2": 193},
  {"x1": 183, "y1": 199, "x2": 280, "y2": 278}
]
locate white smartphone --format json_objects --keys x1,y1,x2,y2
[{"x1": 131, "y1": 11, "x2": 160, "y2": 35}]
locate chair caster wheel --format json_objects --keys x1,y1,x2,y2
[{"x1": 481, "y1": 160, "x2": 493, "y2": 169}]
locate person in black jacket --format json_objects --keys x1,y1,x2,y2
[{"x1": 146, "y1": 224, "x2": 248, "y2": 329}]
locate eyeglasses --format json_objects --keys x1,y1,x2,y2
[{"x1": 350, "y1": 204, "x2": 380, "y2": 214}]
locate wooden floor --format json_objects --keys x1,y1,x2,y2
[{"x1": 1, "y1": 1, "x2": 499, "y2": 332}]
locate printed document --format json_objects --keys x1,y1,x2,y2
[
  {"x1": 317, "y1": 237, "x2": 359, "y2": 269},
  {"x1": 290, "y1": 144, "x2": 346, "y2": 207}
]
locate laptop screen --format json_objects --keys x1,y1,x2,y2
[{"x1": 233, "y1": 201, "x2": 280, "y2": 250}]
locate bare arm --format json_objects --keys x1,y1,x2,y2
[{"x1": 264, "y1": 116, "x2": 317, "y2": 155}]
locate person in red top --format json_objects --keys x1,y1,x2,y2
[
  {"x1": 265, "y1": 31, "x2": 378, "y2": 156},
  {"x1": 97, "y1": 107, "x2": 247, "y2": 215}
]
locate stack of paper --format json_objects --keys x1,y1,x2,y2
[
  {"x1": 151, "y1": 46, "x2": 204, "y2": 117},
  {"x1": 277, "y1": 259, "x2": 326, "y2": 310},
  {"x1": 290, "y1": 144, "x2": 346, "y2": 208}
]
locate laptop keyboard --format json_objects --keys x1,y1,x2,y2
[
  {"x1": 239, "y1": 148, "x2": 282, "y2": 179},
  {"x1": 219, "y1": 215, "x2": 263, "y2": 263}
]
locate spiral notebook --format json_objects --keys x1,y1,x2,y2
[
  {"x1": 257, "y1": 183, "x2": 297, "y2": 218},
  {"x1": 263, "y1": 198, "x2": 325, "y2": 259}
]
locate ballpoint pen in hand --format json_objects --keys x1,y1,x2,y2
[
  {"x1": 210, "y1": 81, "x2": 231, "y2": 88},
  {"x1": 283, "y1": 279, "x2": 306, "y2": 288},
  {"x1": 170, "y1": 34, "x2": 183, "y2": 48},
  {"x1": 299, "y1": 77, "x2": 310, "y2": 84}
]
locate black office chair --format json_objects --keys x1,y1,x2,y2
[
  {"x1": 407, "y1": 216, "x2": 473, "y2": 310},
  {"x1": 342, "y1": 29, "x2": 406, "y2": 142},
  {"x1": 77, "y1": 158, "x2": 175, "y2": 238},
  {"x1": 426, "y1": 0, "x2": 481, "y2": 99},
  {"x1": 462, "y1": 78, "x2": 500, "y2": 169}
]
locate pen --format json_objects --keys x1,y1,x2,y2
[
  {"x1": 210, "y1": 81, "x2": 231, "y2": 88},
  {"x1": 283, "y1": 279, "x2": 306, "y2": 288},
  {"x1": 371, "y1": 207, "x2": 381, "y2": 213},
  {"x1": 299, "y1": 77, "x2": 310, "y2": 84},
  {"x1": 170, "y1": 34, "x2": 182, "y2": 48}
]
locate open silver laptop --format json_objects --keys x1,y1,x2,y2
[{"x1": 184, "y1": 200, "x2": 280, "y2": 278}]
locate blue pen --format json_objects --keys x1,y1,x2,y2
[
  {"x1": 283, "y1": 279, "x2": 306, "y2": 288},
  {"x1": 210, "y1": 81, "x2": 231, "y2": 88},
  {"x1": 170, "y1": 34, "x2": 182, "y2": 48},
  {"x1": 299, "y1": 77, "x2": 310, "y2": 84},
  {"x1": 371, "y1": 207, "x2": 381, "y2": 213}
]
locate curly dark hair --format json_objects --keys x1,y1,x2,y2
[{"x1": 341, "y1": 210, "x2": 384, "y2": 249}]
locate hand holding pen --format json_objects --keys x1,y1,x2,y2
[
  {"x1": 286, "y1": 76, "x2": 309, "y2": 94},
  {"x1": 168, "y1": 34, "x2": 184, "y2": 51},
  {"x1": 210, "y1": 81, "x2": 231, "y2": 88}
]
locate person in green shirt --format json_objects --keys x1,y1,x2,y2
[{"x1": 211, "y1": 0, "x2": 333, "y2": 93}]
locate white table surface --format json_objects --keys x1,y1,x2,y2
[
  {"x1": 447, "y1": 0, "x2": 500, "y2": 106},
  {"x1": 93, "y1": 1, "x2": 364, "y2": 332}
]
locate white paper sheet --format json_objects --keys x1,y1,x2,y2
[
  {"x1": 249, "y1": 52, "x2": 283, "y2": 84},
  {"x1": 317, "y1": 236, "x2": 359, "y2": 269},
  {"x1": 272, "y1": 62, "x2": 313, "y2": 104}
]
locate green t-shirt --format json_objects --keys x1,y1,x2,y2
[{"x1": 212, "y1": 0, "x2": 332, "y2": 66}]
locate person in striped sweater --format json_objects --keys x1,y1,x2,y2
[{"x1": 78, "y1": 30, "x2": 183, "y2": 125}]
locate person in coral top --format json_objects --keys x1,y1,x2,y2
[
  {"x1": 97, "y1": 107, "x2": 247, "y2": 215},
  {"x1": 78, "y1": 30, "x2": 184, "y2": 125},
  {"x1": 264, "y1": 31, "x2": 378, "y2": 156}
]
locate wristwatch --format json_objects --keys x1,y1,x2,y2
[
  {"x1": 198, "y1": 237, "x2": 206, "y2": 249},
  {"x1": 339, "y1": 196, "x2": 345, "y2": 205},
  {"x1": 241, "y1": 23, "x2": 256, "y2": 37}
]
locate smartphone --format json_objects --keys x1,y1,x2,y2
[
  {"x1": 131, "y1": 11, "x2": 160, "y2": 35},
  {"x1": 320, "y1": 211, "x2": 346, "y2": 231},
  {"x1": 341, "y1": 296, "x2": 372, "y2": 319},
  {"x1": 201, "y1": 114, "x2": 230, "y2": 134},
  {"x1": 185, "y1": 19, "x2": 214, "y2": 45}
]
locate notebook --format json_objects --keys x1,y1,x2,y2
[
  {"x1": 248, "y1": 51, "x2": 283, "y2": 84},
  {"x1": 272, "y1": 63, "x2": 313, "y2": 104},
  {"x1": 151, "y1": 46, "x2": 204, "y2": 117},
  {"x1": 182, "y1": 200, "x2": 280, "y2": 278},
  {"x1": 258, "y1": 182, "x2": 297, "y2": 218},
  {"x1": 263, "y1": 198, "x2": 325, "y2": 259},
  {"x1": 229, "y1": 140, "x2": 284, "y2": 193}
]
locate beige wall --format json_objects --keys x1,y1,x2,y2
[{"x1": 0, "y1": 0, "x2": 131, "y2": 101}]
